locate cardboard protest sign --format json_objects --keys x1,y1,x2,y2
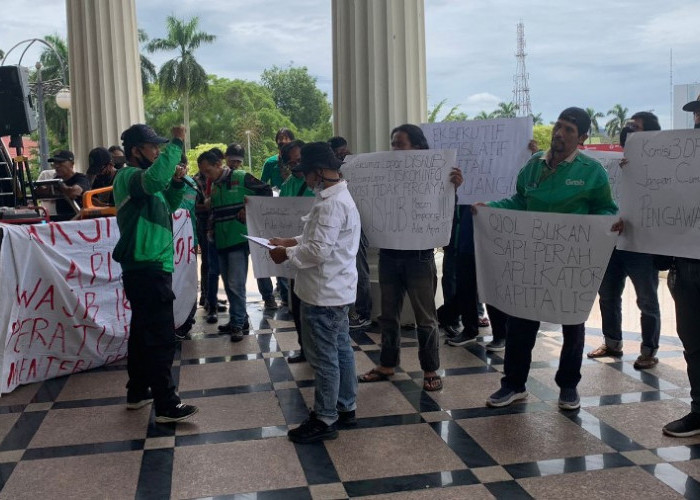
[
  {"x1": 341, "y1": 149, "x2": 456, "y2": 250},
  {"x1": 421, "y1": 117, "x2": 533, "y2": 204},
  {"x1": 0, "y1": 211, "x2": 196, "y2": 393},
  {"x1": 581, "y1": 149, "x2": 624, "y2": 201},
  {"x1": 617, "y1": 130, "x2": 700, "y2": 259},
  {"x1": 474, "y1": 207, "x2": 618, "y2": 324},
  {"x1": 245, "y1": 196, "x2": 315, "y2": 278}
]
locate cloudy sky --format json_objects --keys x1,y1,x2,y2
[{"x1": 3, "y1": 0, "x2": 699, "y2": 130}]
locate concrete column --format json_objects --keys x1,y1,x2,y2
[
  {"x1": 332, "y1": 0, "x2": 427, "y2": 154},
  {"x1": 66, "y1": 0, "x2": 144, "y2": 171}
]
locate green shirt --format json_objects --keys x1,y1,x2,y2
[
  {"x1": 488, "y1": 150, "x2": 618, "y2": 215},
  {"x1": 261, "y1": 155, "x2": 284, "y2": 188},
  {"x1": 280, "y1": 174, "x2": 314, "y2": 197}
]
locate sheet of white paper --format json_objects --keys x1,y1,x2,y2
[{"x1": 244, "y1": 235, "x2": 275, "y2": 249}]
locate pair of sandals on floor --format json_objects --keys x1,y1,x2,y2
[{"x1": 359, "y1": 368, "x2": 442, "y2": 391}]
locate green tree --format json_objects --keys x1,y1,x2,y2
[
  {"x1": 605, "y1": 104, "x2": 628, "y2": 140},
  {"x1": 586, "y1": 107, "x2": 605, "y2": 135},
  {"x1": 427, "y1": 99, "x2": 467, "y2": 123},
  {"x1": 533, "y1": 124, "x2": 553, "y2": 151},
  {"x1": 260, "y1": 64, "x2": 332, "y2": 132},
  {"x1": 138, "y1": 29, "x2": 157, "y2": 94},
  {"x1": 531, "y1": 113, "x2": 543, "y2": 125},
  {"x1": 35, "y1": 34, "x2": 70, "y2": 153},
  {"x1": 474, "y1": 110, "x2": 495, "y2": 120},
  {"x1": 493, "y1": 101, "x2": 519, "y2": 118},
  {"x1": 147, "y1": 15, "x2": 216, "y2": 150}
]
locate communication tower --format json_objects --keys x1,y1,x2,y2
[{"x1": 513, "y1": 21, "x2": 532, "y2": 117}]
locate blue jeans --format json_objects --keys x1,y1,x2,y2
[
  {"x1": 598, "y1": 249, "x2": 660, "y2": 356},
  {"x1": 277, "y1": 277, "x2": 289, "y2": 304},
  {"x1": 257, "y1": 277, "x2": 274, "y2": 302},
  {"x1": 354, "y1": 230, "x2": 372, "y2": 319},
  {"x1": 218, "y1": 245, "x2": 249, "y2": 328},
  {"x1": 206, "y1": 241, "x2": 221, "y2": 312},
  {"x1": 300, "y1": 302, "x2": 357, "y2": 425}
]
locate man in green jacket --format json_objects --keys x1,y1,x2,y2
[
  {"x1": 113, "y1": 124, "x2": 198, "y2": 423},
  {"x1": 482, "y1": 107, "x2": 618, "y2": 411}
]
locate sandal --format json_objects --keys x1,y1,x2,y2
[
  {"x1": 423, "y1": 375, "x2": 443, "y2": 391},
  {"x1": 587, "y1": 344, "x2": 623, "y2": 359},
  {"x1": 359, "y1": 368, "x2": 392, "y2": 383},
  {"x1": 478, "y1": 317, "x2": 490, "y2": 328}
]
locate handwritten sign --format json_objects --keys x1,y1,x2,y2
[
  {"x1": 421, "y1": 117, "x2": 533, "y2": 204},
  {"x1": 581, "y1": 149, "x2": 624, "y2": 201},
  {"x1": 341, "y1": 150, "x2": 456, "y2": 250},
  {"x1": 245, "y1": 196, "x2": 315, "y2": 278},
  {"x1": 474, "y1": 207, "x2": 618, "y2": 324},
  {"x1": 617, "y1": 130, "x2": 700, "y2": 259},
  {"x1": 0, "y1": 211, "x2": 197, "y2": 393}
]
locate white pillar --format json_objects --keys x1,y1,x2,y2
[
  {"x1": 332, "y1": 0, "x2": 427, "y2": 153},
  {"x1": 66, "y1": 0, "x2": 144, "y2": 172}
]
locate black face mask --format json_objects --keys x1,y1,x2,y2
[{"x1": 134, "y1": 147, "x2": 153, "y2": 169}]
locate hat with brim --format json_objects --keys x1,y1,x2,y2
[
  {"x1": 682, "y1": 94, "x2": 700, "y2": 113},
  {"x1": 120, "y1": 124, "x2": 169, "y2": 148},
  {"x1": 48, "y1": 150, "x2": 74, "y2": 163},
  {"x1": 291, "y1": 142, "x2": 343, "y2": 174}
]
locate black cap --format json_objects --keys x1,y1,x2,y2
[
  {"x1": 557, "y1": 107, "x2": 591, "y2": 136},
  {"x1": 682, "y1": 94, "x2": 700, "y2": 113},
  {"x1": 225, "y1": 143, "x2": 245, "y2": 161},
  {"x1": 87, "y1": 147, "x2": 112, "y2": 175},
  {"x1": 120, "y1": 124, "x2": 169, "y2": 150},
  {"x1": 292, "y1": 142, "x2": 343, "y2": 174},
  {"x1": 48, "y1": 150, "x2": 74, "y2": 163}
]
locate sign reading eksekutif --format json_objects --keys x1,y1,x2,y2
[
  {"x1": 0, "y1": 211, "x2": 197, "y2": 394},
  {"x1": 474, "y1": 207, "x2": 618, "y2": 324},
  {"x1": 341, "y1": 149, "x2": 456, "y2": 250},
  {"x1": 246, "y1": 196, "x2": 315, "y2": 278},
  {"x1": 581, "y1": 149, "x2": 624, "y2": 201},
  {"x1": 617, "y1": 130, "x2": 700, "y2": 259},
  {"x1": 421, "y1": 117, "x2": 533, "y2": 204}
]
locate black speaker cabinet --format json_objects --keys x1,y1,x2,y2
[{"x1": 0, "y1": 65, "x2": 38, "y2": 137}]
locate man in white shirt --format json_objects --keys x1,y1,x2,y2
[{"x1": 270, "y1": 142, "x2": 361, "y2": 444}]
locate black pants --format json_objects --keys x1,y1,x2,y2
[
  {"x1": 122, "y1": 270, "x2": 180, "y2": 413},
  {"x1": 486, "y1": 305, "x2": 508, "y2": 342},
  {"x1": 196, "y1": 215, "x2": 209, "y2": 298},
  {"x1": 289, "y1": 279, "x2": 304, "y2": 354},
  {"x1": 669, "y1": 258, "x2": 700, "y2": 414},
  {"x1": 502, "y1": 317, "x2": 585, "y2": 392}
]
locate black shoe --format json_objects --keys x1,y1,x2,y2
[
  {"x1": 338, "y1": 410, "x2": 357, "y2": 427},
  {"x1": 242, "y1": 317, "x2": 251, "y2": 333},
  {"x1": 218, "y1": 322, "x2": 232, "y2": 333},
  {"x1": 206, "y1": 312, "x2": 218, "y2": 324},
  {"x1": 154, "y1": 403, "x2": 199, "y2": 423},
  {"x1": 442, "y1": 324, "x2": 461, "y2": 339},
  {"x1": 264, "y1": 298, "x2": 279, "y2": 310},
  {"x1": 217, "y1": 304, "x2": 227, "y2": 313},
  {"x1": 663, "y1": 412, "x2": 700, "y2": 437},
  {"x1": 198, "y1": 295, "x2": 206, "y2": 307},
  {"x1": 288, "y1": 413, "x2": 338, "y2": 444},
  {"x1": 126, "y1": 389, "x2": 153, "y2": 410},
  {"x1": 230, "y1": 327, "x2": 244, "y2": 342},
  {"x1": 288, "y1": 352, "x2": 306, "y2": 363},
  {"x1": 447, "y1": 331, "x2": 478, "y2": 347},
  {"x1": 174, "y1": 328, "x2": 190, "y2": 341}
]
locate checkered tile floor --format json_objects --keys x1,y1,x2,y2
[{"x1": 0, "y1": 285, "x2": 698, "y2": 499}]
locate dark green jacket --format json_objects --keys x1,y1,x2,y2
[{"x1": 113, "y1": 139, "x2": 185, "y2": 273}]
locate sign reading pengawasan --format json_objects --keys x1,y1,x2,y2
[
  {"x1": 474, "y1": 207, "x2": 618, "y2": 324},
  {"x1": 0, "y1": 211, "x2": 197, "y2": 393},
  {"x1": 245, "y1": 196, "x2": 315, "y2": 279},
  {"x1": 617, "y1": 130, "x2": 700, "y2": 259},
  {"x1": 341, "y1": 149, "x2": 456, "y2": 250},
  {"x1": 421, "y1": 117, "x2": 533, "y2": 204}
]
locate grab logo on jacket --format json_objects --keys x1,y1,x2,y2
[{"x1": 565, "y1": 179, "x2": 585, "y2": 186}]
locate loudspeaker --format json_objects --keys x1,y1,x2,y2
[{"x1": 0, "y1": 65, "x2": 37, "y2": 137}]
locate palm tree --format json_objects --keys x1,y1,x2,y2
[
  {"x1": 531, "y1": 113, "x2": 543, "y2": 125},
  {"x1": 605, "y1": 104, "x2": 628, "y2": 141},
  {"x1": 474, "y1": 110, "x2": 495, "y2": 120},
  {"x1": 493, "y1": 101, "x2": 519, "y2": 118},
  {"x1": 138, "y1": 29, "x2": 157, "y2": 94},
  {"x1": 586, "y1": 107, "x2": 604, "y2": 135},
  {"x1": 147, "y1": 16, "x2": 215, "y2": 150}
]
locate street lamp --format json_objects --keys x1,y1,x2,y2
[
  {"x1": 55, "y1": 87, "x2": 71, "y2": 110},
  {"x1": 245, "y1": 130, "x2": 252, "y2": 171}
]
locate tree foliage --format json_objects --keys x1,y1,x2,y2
[
  {"x1": 260, "y1": 65, "x2": 331, "y2": 132},
  {"x1": 533, "y1": 124, "x2": 553, "y2": 152},
  {"x1": 605, "y1": 104, "x2": 628, "y2": 139},
  {"x1": 428, "y1": 99, "x2": 468, "y2": 123}
]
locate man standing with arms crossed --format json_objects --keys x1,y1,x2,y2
[
  {"x1": 269, "y1": 142, "x2": 361, "y2": 443},
  {"x1": 113, "y1": 124, "x2": 198, "y2": 423}
]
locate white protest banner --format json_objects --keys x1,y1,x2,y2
[
  {"x1": 245, "y1": 196, "x2": 315, "y2": 278},
  {"x1": 581, "y1": 149, "x2": 624, "y2": 201},
  {"x1": 421, "y1": 117, "x2": 533, "y2": 204},
  {"x1": 617, "y1": 130, "x2": 700, "y2": 259},
  {"x1": 474, "y1": 207, "x2": 618, "y2": 324},
  {"x1": 341, "y1": 149, "x2": 456, "y2": 250},
  {"x1": 0, "y1": 210, "x2": 197, "y2": 393}
]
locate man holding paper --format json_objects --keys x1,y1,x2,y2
[
  {"x1": 269, "y1": 142, "x2": 361, "y2": 444},
  {"x1": 481, "y1": 107, "x2": 618, "y2": 411}
]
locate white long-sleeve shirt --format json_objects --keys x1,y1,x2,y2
[{"x1": 286, "y1": 180, "x2": 361, "y2": 306}]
